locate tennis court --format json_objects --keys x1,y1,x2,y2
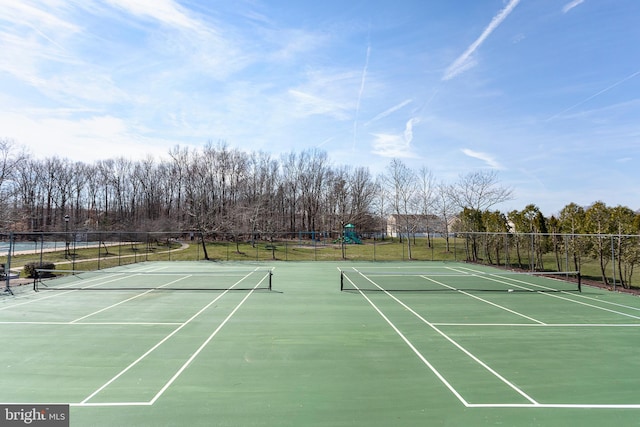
[{"x1": 1, "y1": 261, "x2": 639, "y2": 426}]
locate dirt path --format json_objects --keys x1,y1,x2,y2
[{"x1": 4, "y1": 241, "x2": 191, "y2": 287}]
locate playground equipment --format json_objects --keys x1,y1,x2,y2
[{"x1": 342, "y1": 223, "x2": 362, "y2": 244}]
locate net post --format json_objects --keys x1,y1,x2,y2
[
  {"x1": 340, "y1": 270, "x2": 344, "y2": 291},
  {"x1": 2, "y1": 268, "x2": 12, "y2": 296},
  {"x1": 577, "y1": 272, "x2": 581, "y2": 292},
  {"x1": 33, "y1": 270, "x2": 44, "y2": 292},
  {"x1": 269, "y1": 270, "x2": 272, "y2": 291}
]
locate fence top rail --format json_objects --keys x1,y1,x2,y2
[
  {"x1": 1, "y1": 231, "x2": 640, "y2": 239},
  {"x1": 454, "y1": 232, "x2": 640, "y2": 239}
]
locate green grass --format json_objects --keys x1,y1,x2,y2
[
  {"x1": 2, "y1": 237, "x2": 637, "y2": 289},
  {"x1": 199, "y1": 238, "x2": 462, "y2": 262},
  {"x1": 2, "y1": 241, "x2": 196, "y2": 275}
]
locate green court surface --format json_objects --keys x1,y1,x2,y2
[{"x1": 1, "y1": 261, "x2": 639, "y2": 426}]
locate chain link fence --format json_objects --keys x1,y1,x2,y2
[{"x1": 1, "y1": 231, "x2": 638, "y2": 291}]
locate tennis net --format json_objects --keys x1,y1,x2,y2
[
  {"x1": 340, "y1": 267, "x2": 581, "y2": 293},
  {"x1": 34, "y1": 267, "x2": 273, "y2": 292}
]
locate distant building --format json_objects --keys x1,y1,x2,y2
[{"x1": 386, "y1": 214, "x2": 447, "y2": 238}]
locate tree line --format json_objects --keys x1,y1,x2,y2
[
  {"x1": 458, "y1": 203, "x2": 640, "y2": 288},
  {"x1": 0, "y1": 137, "x2": 639, "y2": 287},
  {"x1": 0, "y1": 138, "x2": 516, "y2": 236},
  {"x1": 0, "y1": 139, "x2": 383, "y2": 235}
]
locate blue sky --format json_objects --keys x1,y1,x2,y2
[{"x1": 1, "y1": 0, "x2": 639, "y2": 215}]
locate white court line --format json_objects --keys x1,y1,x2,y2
[
  {"x1": 80, "y1": 269, "x2": 263, "y2": 405},
  {"x1": 420, "y1": 275, "x2": 546, "y2": 325},
  {"x1": 342, "y1": 273, "x2": 470, "y2": 406},
  {"x1": 448, "y1": 266, "x2": 560, "y2": 292},
  {"x1": 0, "y1": 265, "x2": 164, "y2": 311},
  {"x1": 69, "y1": 275, "x2": 192, "y2": 323},
  {"x1": 73, "y1": 401, "x2": 151, "y2": 407},
  {"x1": 468, "y1": 403, "x2": 640, "y2": 409},
  {"x1": 80, "y1": 290, "x2": 231, "y2": 404},
  {"x1": 456, "y1": 269, "x2": 640, "y2": 321},
  {"x1": 148, "y1": 274, "x2": 269, "y2": 405},
  {"x1": 1, "y1": 273, "x2": 184, "y2": 326},
  {"x1": 542, "y1": 291, "x2": 640, "y2": 320},
  {"x1": 568, "y1": 293, "x2": 640, "y2": 312},
  {"x1": 344, "y1": 269, "x2": 539, "y2": 407},
  {"x1": 433, "y1": 323, "x2": 640, "y2": 327},
  {"x1": 0, "y1": 275, "x2": 122, "y2": 311},
  {"x1": 0, "y1": 321, "x2": 181, "y2": 326},
  {"x1": 72, "y1": 275, "x2": 272, "y2": 408},
  {"x1": 346, "y1": 267, "x2": 640, "y2": 409},
  {"x1": 67, "y1": 402, "x2": 638, "y2": 409}
]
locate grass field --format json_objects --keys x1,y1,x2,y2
[
  {"x1": 4, "y1": 236, "x2": 637, "y2": 290},
  {"x1": 1, "y1": 261, "x2": 640, "y2": 426}
]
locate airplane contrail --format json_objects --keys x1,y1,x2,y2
[
  {"x1": 547, "y1": 69, "x2": 640, "y2": 121},
  {"x1": 352, "y1": 42, "x2": 371, "y2": 150},
  {"x1": 364, "y1": 99, "x2": 412, "y2": 127},
  {"x1": 443, "y1": 0, "x2": 521, "y2": 81}
]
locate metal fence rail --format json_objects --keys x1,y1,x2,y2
[{"x1": 1, "y1": 231, "x2": 638, "y2": 291}]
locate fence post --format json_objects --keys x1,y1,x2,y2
[
  {"x1": 453, "y1": 234, "x2": 457, "y2": 261},
  {"x1": 611, "y1": 235, "x2": 616, "y2": 291},
  {"x1": 39, "y1": 233, "x2": 44, "y2": 266},
  {"x1": 373, "y1": 238, "x2": 376, "y2": 262},
  {"x1": 4, "y1": 232, "x2": 13, "y2": 294}
]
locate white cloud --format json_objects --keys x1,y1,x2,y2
[
  {"x1": 0, "y1": 1, "x2": 80, "y2": 33},
  {"x1": 287, "y1": 68, "x2": 365, "y2": 121},
  {"x1": 370, "y1": 118, "x2": 419, "y2": 158},
  {"x1": 269, "y1": 29, "x2": 330, "y2": 62},
  {"x1": 462, "y1": 148, "x2": 503, "y2": 169},
  {"x1": 404, "y1": 118, "x2": 419, "y2": 144},
  {"x1": 562, "y1": 0, "x2": 585, "y2": 14},
  {"x1": 371, "y1": 133, "x2": 414, "y2": 158},
  {"x1": 0, "y1": 110, "x2": 171, "y2": 162},
  {"x1": 288, "y1": 90, "x2": 351, "y2": 120},
  {"x1": 104, "y1": 0, "x2": 206, "y2": 33},
  {"x1": 443, "y1": 0, "x2": 521, "y2": 81}
]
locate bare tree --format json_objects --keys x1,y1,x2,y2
[
  {"x1": 449, "y1": 170, "x2": 513, "y2": 214},
  {"x1": 434, "y1": 182, "x2": 456, "y2": 252},
  {"x1": 371, "y1": 174, "x2": 387, "y2": 238},
  {"x1": 279, "y1": 151, "x2": 301, "y2": 233},
  {"x1": 246, "y1": 151, "x2": 279, "y2": 246},
  {"x1": 12, "y1": 159, "x2": 44, "y2": 230},
  {"x1": 0, "y1": 139, "x2": 25, "y2": 196},
  {"x1": 298, "y1": 148, "x2": 329, "y2": 234},
  {"x1": 168, "y1": 145, "x2": 192, "y2": 228},
  {"x1": 448, "y1": 170, "x2": 512, "y2": 262},
  {"x1": 417, "y1": 166, "x2": 436, "y2": 247},
  {"x1": 349, "y1": 167, "x2": 377, "y2": 230},
  {"x1": 381, "y1": 159, "x2": 418, "y2": 259},
  {"x1": 327, "y1": 165, "x2": 350, "y2": 231}
]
